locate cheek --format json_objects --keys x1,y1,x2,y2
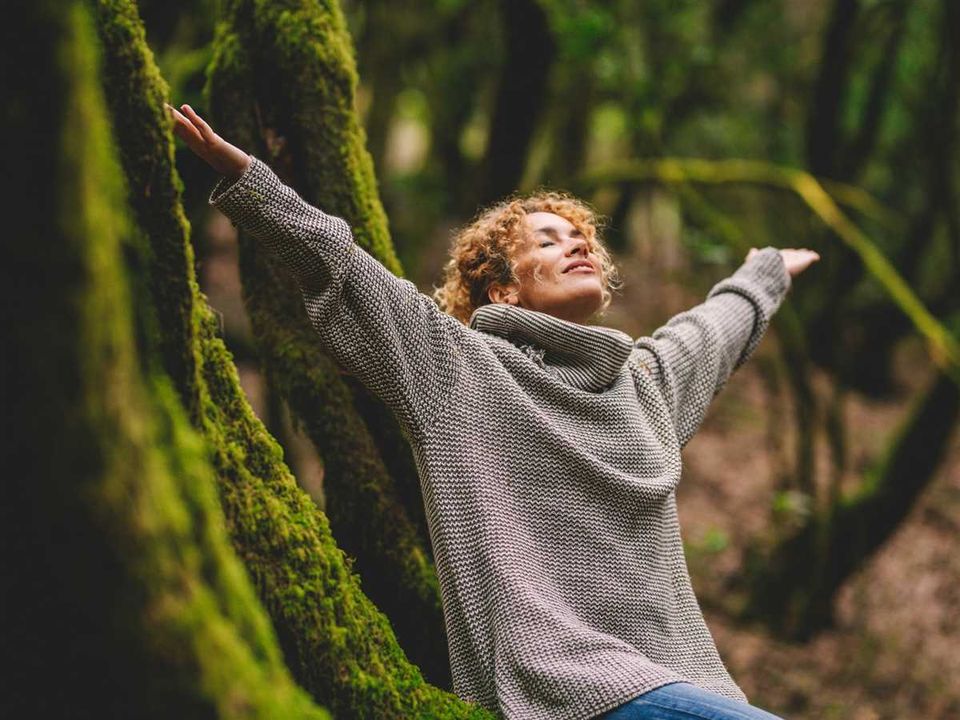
[
  {"x1": 516, "y1": 254, "x2": 542, "y2": 278},
  {"x1": 529, "y1": 259, "x2": 561, "y2": 286},
  {"x1": 515, "y1": 250, "x2": 564, "y2": 287}
]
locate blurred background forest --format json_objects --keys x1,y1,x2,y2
[{"x1": 6, "y1": 0, "x2": 959, "y2": 718}]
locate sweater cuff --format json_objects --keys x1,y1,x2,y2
[
  {"x1": 704, "y1": 246, "x2": 791, "y2": 368},
  {"x1": 209, "y1": 155, "x2": 278, "y2": 223},
  {"x1": 707, "y1": 246, "x2": 790, "y2": 308}
]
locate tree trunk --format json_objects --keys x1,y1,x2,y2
[
  {"x1": 475, "y1": 0, "x2": 556, "y2": 206},
  {"x1": 206, "y1": 0, "x2": 453, "y2": 693},
  {"x1": 740, "y1": 364, "x2": 960, "y2": 640},
  {"x1": 91, "y1": 0, "x2": 488, "y2": 713},
  {"x1": 2, "y1": 3, "x2": 328, "y2": 716}
]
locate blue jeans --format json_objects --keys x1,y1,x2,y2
[{"x1": 597, "y1": 682, "x2": 786, "y2": 720}]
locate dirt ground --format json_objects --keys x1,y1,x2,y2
[{"x1": 676, "y1": 339, "x2": 960, "y2": 720}]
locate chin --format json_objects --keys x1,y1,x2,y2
[
  {"x1": 577, "y1": 284, "x2": 605, "y2": 309},
  {"x1": 527, "y1": 279, "x2": 605, "y2": 320}
]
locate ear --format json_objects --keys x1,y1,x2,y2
[{"x1": 487, "y1": 282, "x2": 520, "y2": 305}]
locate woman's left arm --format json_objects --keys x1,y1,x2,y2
[
  {"x1": 632, "y1": 247, "x2": 817, "y2": 447},
  {"x1": 169, "y1": 103, "x2": 465, "y2": 440}
]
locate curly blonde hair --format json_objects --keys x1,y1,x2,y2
[{"x1": 433, "y1": 190, "x2": 622, "y2": 325}]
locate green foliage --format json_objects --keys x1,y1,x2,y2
[
  {"x1": 700, "y1": 527, "x2": 731, "y2": 553},
  {"x1": 541, "y1": 0, "x2": 617, "y2": 62}
]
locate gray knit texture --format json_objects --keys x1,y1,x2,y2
[{"x1": 211, "y1": 157, "x2": 792, "y2": 720}]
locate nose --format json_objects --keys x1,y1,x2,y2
[{"x1": 567, "y1": 236, "x2": 589, "y2": 257}]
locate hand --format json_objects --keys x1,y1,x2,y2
[
  {"x1": 166, "y1": 103, "x2": 251, "y2": 181},
  {"x1": 746, "y1": 247, "x2": 820, "y2": 278}
]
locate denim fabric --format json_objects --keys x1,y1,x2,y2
[{"x1": 598, "y1": 682, "x2": 786, "y2": 720}]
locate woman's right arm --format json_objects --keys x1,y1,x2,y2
[{"x1": 170, "y1": 105, "x2": 463, "y2": 439}]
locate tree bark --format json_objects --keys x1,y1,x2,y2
[
  {"x1": 2, "y1": 3, "x2": 328, "y2": 716},
  {"x1": 476, "y1": 0, "x2": 556, "y2": 206},
  {"x1": 740, "y1": 364, "x2": 960, "y2": 639},
  {"x1": 91, "y1": 0, "x2": 488, "y2": 713},
  {"x1": 206, "y1": 0, "x2": 453, "y2": 693}
]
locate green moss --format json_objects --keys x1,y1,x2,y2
[
  {"x1": 92, "y1": 0, "x2": 206, "y2": 422},
  {"x1": 4, "y1": 2, "x2": 329, "y2": 716},
  {"x1": 207, "y1": 0, "x2": 455, "y2": 691},
  {"x1": 208, "y1": 0, "x2": 397, "y2": 268},
  {"x1": 90, "y1": 0, "x2": 489, "y2": 712}
]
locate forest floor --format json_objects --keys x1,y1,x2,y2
[
  {"x1": 204, "y1": 211, "x2": 960, "y2": 720},
  {"x1": 680, "y1": 340, "x2": 960, "y2": 720}
]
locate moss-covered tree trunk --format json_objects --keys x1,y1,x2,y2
[
  {"x1": 206, "y1": 0, "x2": 452, "y2": 688},
  {"x1": 89, "y1": 0, "x2": 485, "y2": 715},
  {"x1": 739, "y1": 363, "x2": 960, "y2": 640},
  {"x1": 2, "y1": 3, "x2": 327, "y2": 716},
  {"x1": 839, "y1": 0, "x2": 959, "y2": 395}
]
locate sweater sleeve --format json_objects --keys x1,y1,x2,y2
[
  {"x1": 631, "y1": 247, "x2": 791, "y2": 448},
  {"x1": 209, "y1": 156, "x2": 462, "y2": 438}
]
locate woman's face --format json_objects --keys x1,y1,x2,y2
[{"x1": 487, "y1": 211, "x2": 605, "y2": 324}]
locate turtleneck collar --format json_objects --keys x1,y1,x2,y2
[{"x1": 468, "y1": 303, "x2": 634, "y2": 393}]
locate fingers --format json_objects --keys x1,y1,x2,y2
[
  {"x1": 180, "y1": 103, "x2": 216, "y2": 142},
  {"x1": 789, "y1": 248, "x2": 820, "y2": 262},
  {"x1": 780, "y1": 249, "x2": 821, "y2": 278},
  {"x1": 166, "y1": 104, "x2": 205, "y2": 146}
]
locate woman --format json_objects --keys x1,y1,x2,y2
[{"x1": 170, "y1": 103, "x2": 817, "y2": 720}]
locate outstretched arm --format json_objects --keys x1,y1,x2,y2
[
  {"x1": 170, "y1": 104, "x2": 463, "y2": 439},
  {"x1": 632, "y1": 247, "x2": 812, "y2": 447}
]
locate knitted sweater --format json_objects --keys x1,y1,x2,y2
[{"x1": 210, "y1": 157, "x2": 792, "y2": 720}]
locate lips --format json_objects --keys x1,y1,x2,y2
[{"x1": 563, "y1": 260, "x2": 595, "y2": 273}]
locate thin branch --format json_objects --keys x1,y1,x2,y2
[{"x1": 577, "y1": 158, "x2": 960, "y2": 387}]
